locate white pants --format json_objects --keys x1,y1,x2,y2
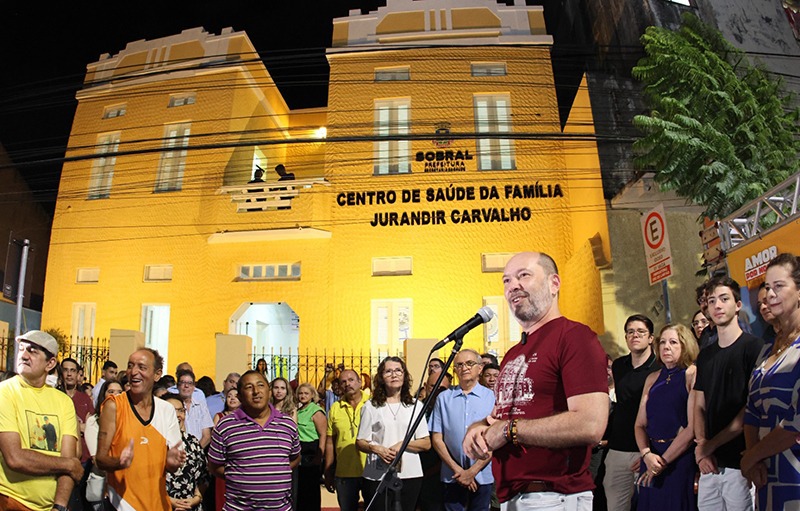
[
  {"x1": 501, "y1": 491, "x2": 593, "y2": 511},
  {"x1": 602, "y1": 449, "x2": 639, "y2": 511},
  {"x1": 697, "y1": 468, "x2": 754, "y2": 511}
]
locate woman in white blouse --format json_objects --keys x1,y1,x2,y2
[{"x1": 357, "y1": 356, "x2": 430, "y2": 511}]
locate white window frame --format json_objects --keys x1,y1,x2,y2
[
  {"x1": 482, "y1": 296, "x2": 521, "y2": 356},
  {"x1": 168, "y1": 93, "x2": 196, "y2": 108},
  {"x1": 371, "y1": 299, "x2": 412, "y2": 359},
  {"x1": 374, "y1": 99, "x2": 411, "y2": 175},
  {"x1": 141, "y1": 304, "x2": 170, "y2": 370},
  {"x1": 474, "y1": 94, "x2": 515, "y2": 171},
  {"x1": 238, "y1": 263, "x2": 301, "y2": 281},
  {"x1": 372, "y1": 257, "x2": 413, "y2": 276},
  {"x1": 252, "y1": 147, "x2": 267, "y2": 180},
  {"x1": 88, "y1": 133, "x2": 120, "y2": 199},
  {"x1": 155, "y1": 122, "x2": 191, "y2": 192},
  {"x1": 481, "y1": 252, "x2": 515, "y2": 273},
  {"x1": 76, "y1": 268, "x2": 100, "y2": 283},
  {"x1": 71, "y1": 302, "x2": 96, "y2": 340},
  {"x1": 144, "y1": 264, "x2": 173, "y2": 282},
  {"x1": 471, "y1": 62, "x2": 507, "y2": 77},
  {"x1": 102, "y1": 104, "x2": 126, "y2": 119},
  {"x1": 375, "y1": 67, "x2": 410, "y2": 82}
]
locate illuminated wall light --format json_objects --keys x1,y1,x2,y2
[{"x1": 314, "y1": 127, "x2": 327, "y2": 139}]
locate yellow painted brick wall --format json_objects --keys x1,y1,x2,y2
[{"x1": 44, "y1": 33, "x2": 611, "y2": 380}]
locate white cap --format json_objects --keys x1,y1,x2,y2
[{"x1": 16, "y1": 330, "x2": 58, "y2": 356}]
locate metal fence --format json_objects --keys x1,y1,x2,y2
[
  {"x1": 1, "y1": 334, "x2": 462, "y2": 390},
  {"x1": 250, "y1": 348, "x2": 404, "y2": 388},
  {"x1": 1, "y1": 335, "x2": 110, "y2": 384}
]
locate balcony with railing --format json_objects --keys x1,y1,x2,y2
[{"x1": 217, "y1": 177, "x2": 330, "y2": 213}]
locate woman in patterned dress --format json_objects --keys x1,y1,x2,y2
[
  {"x1": 742, "y1": 253, "x2": 800, "y2": 509},
  {"x1": 164, "y1": 393, "x2": 206, "y2": 511}
]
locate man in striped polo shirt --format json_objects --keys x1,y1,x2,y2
[{"x1": 208, "y1": 370, "x2": 300, "y2": 511}]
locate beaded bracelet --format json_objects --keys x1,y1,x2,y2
[
  {"x1": 512, "y1": 418, "x2": 520, "y2": 446},
  {"x1": 503, "y1": 418, "x2": 520, "y2": 447}
]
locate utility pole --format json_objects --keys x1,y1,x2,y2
[{"x1": 6, "y1": 239, "x2": 30, "y2": 372}]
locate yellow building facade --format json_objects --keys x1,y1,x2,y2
[{"x1": 43, "y1": 0, "x2": 611, "y2": 381}]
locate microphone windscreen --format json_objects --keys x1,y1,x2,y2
[{"x1": 477, "y1": 306, "x2": 494, "y2": 323}]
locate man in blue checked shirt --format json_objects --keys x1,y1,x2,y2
[{"x1": 430, "y1": 349, "x2": 496, "y2": 511}]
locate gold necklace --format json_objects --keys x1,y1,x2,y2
[{"x1": 772, "y1": 328, "x2": 800, "y2": 357}]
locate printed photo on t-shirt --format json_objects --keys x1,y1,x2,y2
[{"x1": 26, "y1": 411, "x2": 60, "y2": 452}]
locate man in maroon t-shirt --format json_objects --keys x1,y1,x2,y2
[
  {"x1": 62, "y1": 357, "x2": 95, "y2": 510},
  {"x1": 463, "y1": 251, "x2": 609, "y2": 510}
]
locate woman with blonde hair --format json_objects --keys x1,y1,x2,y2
[
  {"x1": 634, "y1": 323, "x2": 699, "y2": 510},
  {"x1": 271, "y1": 376, "x2": 298, "y2": 422},
  {"x1": 296, "y1": 383, "x2": 327, "y2": 511}
]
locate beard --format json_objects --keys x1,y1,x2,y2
[{"x1": 510, "y1": 286, "x2": 553, "y2": 324}]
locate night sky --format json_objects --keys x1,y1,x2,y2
[{"x1": 0, "y1": 1, "x2": 387, "y2": 209}]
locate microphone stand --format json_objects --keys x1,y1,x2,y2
[{"x1": 364, "y1": 336, "x2": 465, "y2": 511}]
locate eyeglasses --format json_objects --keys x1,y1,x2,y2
[
  {"x1": 383, "y1": 368, "x2": 404, "y2": 376},
  {"x1": 178, "y1": 380, "x2": 195, "y2": 386},
  {"x1": 454, "y1": 361, "x2": 480, "y2": 370},
  {"x1": 173, "y1": 406, "x2": 187, "y2": 413},
  {"x1": 625, "y1": 329, "x2": 650, "y2": 337}
]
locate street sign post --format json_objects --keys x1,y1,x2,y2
[
  {"x1": 641, "y1": 204, "x2": 673, "y2": 286},
  {"x1": 641, "y1": 205, "x2": 672, "y2": 323}
]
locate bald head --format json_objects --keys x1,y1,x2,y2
[{"x1": 507, "y1": 252, "x2": 558, "y2": 276}]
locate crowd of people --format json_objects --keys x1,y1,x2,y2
[
  {"x1": 598, "y1": 252, "x2": 800, "y2": 511},
  {"x1": 0, "y1": 250, "x2": 798, "y2": 511}
]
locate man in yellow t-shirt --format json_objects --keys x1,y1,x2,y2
[
  {"x1": 324, "y1": 369, "x2": 370, "y2": 511},
  {"x1": 0, "y1": 330, "x2": 83, "y2": 511}
]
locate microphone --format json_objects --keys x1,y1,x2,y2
[{"x1": 431, "y1": 307, "x2": 495, "y2": 352}]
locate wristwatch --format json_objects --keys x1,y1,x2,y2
[{"x1": 53, "y1": 505, "x2": 68, "y2": 511}]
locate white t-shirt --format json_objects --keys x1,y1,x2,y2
[
  {"x1": 84, "y1": 414, "x2": 100, "y2": 456},
  {"x1": 357, "y1": 399, "x2": 429, "y2": 480}
]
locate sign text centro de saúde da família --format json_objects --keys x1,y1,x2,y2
[{"x1": 335, "y1": 183, "x2": 565, "y2": 227}]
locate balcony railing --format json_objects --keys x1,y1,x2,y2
[{"x1": 218, "y1": 177, "x2": 329, "y2": 213}]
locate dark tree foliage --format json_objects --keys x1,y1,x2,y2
[{"x1": 632, "y1": 12, "x2": 799, "y2": 219}]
